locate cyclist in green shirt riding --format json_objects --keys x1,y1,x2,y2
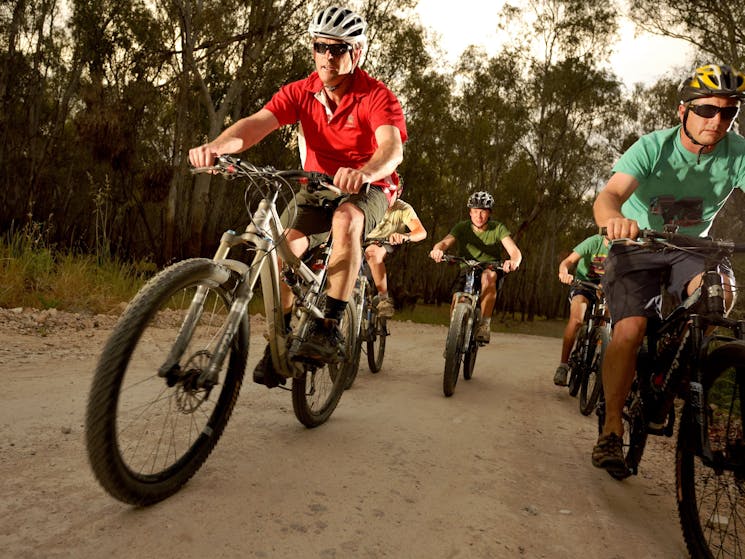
[
  {"x1": 429, "y1": 191, "x2": 522, "y2": 343},
  {"x1": 591, "y1": 63, "x2": 745, "y2": 478},
  {"x1": 554, "y1": 233, "x2": 609, "y2": 386}
]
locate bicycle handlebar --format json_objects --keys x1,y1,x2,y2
[
  {"x1": 440, "y1": 254, "x2": 503, "y2": 271},
  {"x1": 571, "y1": 278, "x2": 603, "y2": 292},
  {"x1": 191, "y1": 155, "x2": 344, "y2": 195},
  {"x1": 363, "y1": 236, "x2": 411, "y2": 248},
  {"x1": 600, "y1": 227, "x2": 745, "y2": 254}
]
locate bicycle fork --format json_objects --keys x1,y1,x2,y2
[{"x1": 157, "y1": 226, "x2": 265, "y2": 388}]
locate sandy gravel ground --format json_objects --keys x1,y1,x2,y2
[{"x1": 0, "y1": 308, "x2": 688, "y2": 558}]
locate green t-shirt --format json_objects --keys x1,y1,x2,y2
[
  {"x1": 572, "y1": 234, "x2": 608, "y2": 282},
  {"x1": 449, "y1": 220, "x2": 511, "y2": 262},
  {"x1": 613, "y1": 125, "x2": 745, "y2": 237}
]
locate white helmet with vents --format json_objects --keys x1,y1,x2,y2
[
  {"x1": 467, "y1": 191, "x2": 494, "y2": 210},
  {"x1": 309, "y1": 5, "x2": 367, "y2": 48}
]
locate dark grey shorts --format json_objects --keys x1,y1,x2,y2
[
  {"x1": 602, "y1": 243, "x2": 734, "y2": 323},
  {"x1": 569, "y1": 284, "x2": 598, "y2": 304},
  {"x1": 281, "y1": 185, "x2": 388, "y2": 249}
]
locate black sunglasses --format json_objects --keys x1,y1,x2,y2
[
  {"x1": 688, "y1": 103, "x2": 740, "y2": 121},
  {"x1": 313, "y1": 42, "x2": 352, "y2": 57}
]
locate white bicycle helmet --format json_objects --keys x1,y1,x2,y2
[
  {"x1": 467, "y1": 191, "x2": 494, "y2": 210},
  {"x1": 308, "y1": 5, "x2": 367, "y2": 47}
]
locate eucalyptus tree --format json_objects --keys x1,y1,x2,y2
[
  {"x1": 165, "y1": 0, "x2": 310, "y2": 258},
  {"x1": 0, "y1": 0, "x2": 175, "y2": 258},
  {"x1": 0, "y1": 0, "x2": 78, "y2": 235},
  {"x1": 627, "y1": 0, "x2": 745, "y2": 68}
]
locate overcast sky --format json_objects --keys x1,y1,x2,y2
[{"x1": 414, "y1": 0, "x2": 695, "y2": 88}]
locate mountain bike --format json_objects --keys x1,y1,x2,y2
[
  {"x1": 564, "y1": 279, "x2": 610, "y2": 416},
  {"x1": 440, "y1": 255, "x2": 502, "y2": 397},
  {"x1": 595, "y1": 228, "x2": 745, "y2": 558},
  {"x1": 345, "y1": 238, "x2": 391, "y2": 388},
  {"x1": 85, "y1": 155, "x2": 358, "y2": 505}
]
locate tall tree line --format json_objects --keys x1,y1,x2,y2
[{"x1": 2, "y1": 0, "x2": 743, "y2": 319}]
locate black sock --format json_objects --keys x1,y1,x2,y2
[
  {"x1": 283, "y1": 312, "x2": 292, "y2": 333},
  {"x1": 323, "y1": 296, "x2": 347, "y2": 323}
]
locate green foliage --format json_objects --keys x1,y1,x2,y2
[
  {"x1": 628, "y1": 0, "x2": 745, "y2": 67},
  {"x1": 0, "y1": 223, "x2": 149, "y2": 312}
]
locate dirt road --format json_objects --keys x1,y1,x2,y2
[{"x1": 0, "y1": 309, "x2": 688, "y2": 558}]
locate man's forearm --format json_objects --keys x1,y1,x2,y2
[{"x1": 593, "y1": 189, "x2": 625, "y2": 227}]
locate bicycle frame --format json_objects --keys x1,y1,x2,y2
[
  {"x1": 572, "y1": 280, "x2": 609, "y2": 365},
  {"x1": 610, "y1": 230, "x2": 745, "y2": 464},
  {"x1": 660, "y1": 270, "x2": 745, "y2": 463},
  {"x1": 444, "y1": 255, "x2": 502, "y2": 339},
  {"x1": 170, "y1": 162, "x2": 337, "y2": 386}
]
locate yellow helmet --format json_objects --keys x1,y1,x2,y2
[{"x1": 679, "y1": 63, "x2": 745, "y2": 102}]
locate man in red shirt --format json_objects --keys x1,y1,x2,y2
[{"x1": 189, "y1": 6, "x2": 407, "y2": 386}]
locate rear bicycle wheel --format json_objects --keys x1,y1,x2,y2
[
  {"x1": 579, "y1": 324, "x2": 609, "y2": 416},
  {"x1": 85, "y1": 258, "x2": 248, "y2": 505},
  {"x1": 344, "y1": 289, "x2": 364, "y2": 390},
  {"x1": 443, "y1": 302, "x2": 470, "y2": 397},
  {"x1": 292, "y1": 303, "x2": 356, "y2": 427},
  {"x1": 677, "y1": 342, "x2": 745, "y2": 559}
]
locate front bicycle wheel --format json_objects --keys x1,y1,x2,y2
[
  {"x1": 567, "y1": 326, "x2": 587, "y2": 397},
  {"x1": 677, "y1": 342, "x2": 745, "y2": 559},
  {"x1": 292, "y1": 303, "x2": 356, "y2": 427},
  {"x1": 463, "y1": 309, "x2": 480, "y2": 380},
  {"x1": 366, "y1": 308, "x2": 387, "y2": 373},
  {"x1": 85, "y1": 258, "x2": 248, "y2": 506},
  {"x1": 443, "y1": 302, "x2": 470, "y2": 397},
  {"x1": 596, "y1": 385, "x2": 642, "y2": 481},
  {"x1": 618, "y1": 387, "x2": 646, "y2": 480},
  {"x1": 579, "y1": 324, "x2": 609, "y2": 416}
]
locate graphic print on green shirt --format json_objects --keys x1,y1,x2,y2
[{"x1": 572, "y1": 234, "x2": 609, "y2": 282}]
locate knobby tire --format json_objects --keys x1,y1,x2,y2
[
  {"x1": 567, "y1": 325, "x2": 587, "y2": 397},
  {"x1": 292, "y1": 303, "x2": 356, "y2": 427},
  {"x1": 579, "y1": 325, "x2": 609, "y2": 416},
  {"x1": 85, "y1": 258, "x2": 248, "y2": 506},
  {"x1": 676, "y1": 342, "x2": 745, "y2": 559},
  {"x1": 443, "y1": 303, "x2": 470, "y2": 397},
  {"x1": 366, "y1": 312, "x2": 387, "y2": 373},
  {"x1": 463, "y1": 309, "x2": 480, "y2": 381},
  {"x1": 344, "y1": 289, "x2": 364, "y2": 390}
]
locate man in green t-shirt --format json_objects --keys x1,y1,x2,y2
[
  {"x1": 553, "y1": 234, "x2": 609, "y2": 386},
  {"x1": 591, "y1": 63, "x2": 745, "y2": 478},
  {"x1": 429, "y1": 191, "x2": 522, "y2": 343}
]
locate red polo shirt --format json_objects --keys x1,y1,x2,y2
[{"x1": 264, "y1": 68, "x2": 407, "y2": 199}]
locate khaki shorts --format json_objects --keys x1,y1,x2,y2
[{"x1": 281, "y1": 185, "x2": 388, "y2": 249}]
